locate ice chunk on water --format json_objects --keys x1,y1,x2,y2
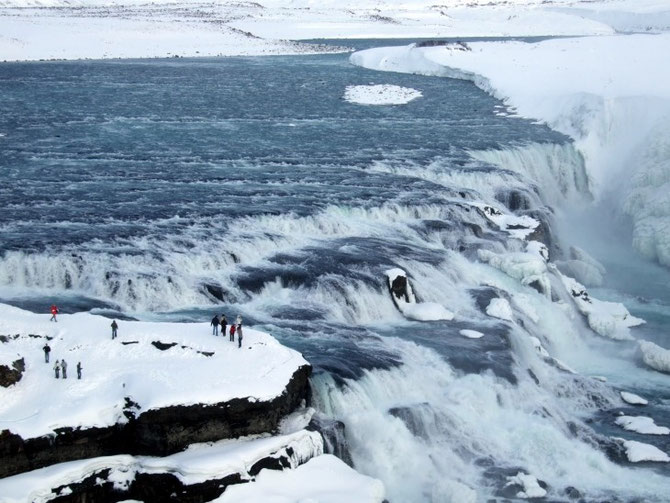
[
  {"x1": 505, "y1": 472, "x2": 547, "y2": 499},
  {"x1": 620, "y1": 391, "x2": 648, "y2": 406},
  {"x1": 459, "y1": 329, "x2": 484, "y2": 339},
  {"x1": 343, "y1": 84, "x2": 422, "y2": 105},
  {"x1": 615, "y1": 416, "x2": 669, "y2": 435},
  {"x1": 618, "y1": 439, "x2": 670, "y2": 463}
]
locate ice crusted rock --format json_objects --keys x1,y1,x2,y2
[
  {"x1": 504, "y1": 472, "x2": 547, "y2": 499},
  {"x1": 478, "y1": 241, "x2": 551, "y2": 297},
  {"x1": 486, "y1": 298, "x2": 513, "y2": 322},
  {"x1": 343, "y1": 84, "x2": 422, "y2": 105},
  {"x1": 620, "y1": 391, "x2": 648, "y2": 406},
  {"x1": 384, "y1": 269, "x2": 454, "y2": 321},
  {"x1": 617, "y1": 439, "x2": 670, "y2": 463},
  {"x1": 472, "y1": 203, "x2": 540, "y2": 240},
  {"x1": 638, "y1": 340, "x2": 670, "y2": 374},
  {"x1": 615, "y1": 416, "x2": 669, "y2": 435},
  {"x1": 559, "y1": 273, "x2": 644, "y2": 340}
]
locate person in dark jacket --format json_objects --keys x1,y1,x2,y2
[
  {"x1": 229, "y1": 322, "x2": 236, "y2": 342},
  {"x1": 77, "y1": 362, "x2": 82, "y2": 380},
  {"x1": 54, "y1": 360, "x2": 60, "y2": 378},
  {"x1": 111, "y1": 320, "x2": 118, "y2": 339},
  {"x1": 43, "y1": 343, "x2": 51, "y2": 363},
  {"x1": 61, "y1": 359, "x2": 68, "y2": 379},
  {"x1": 220, "y1": 315, "x2": 227, "y2": 340},
  {"x1": 237, "y1": 324, "x2": 243, "y2": 348},
  {"x1": 211, "y1": 314, "x2": 220, "y2": 336}
]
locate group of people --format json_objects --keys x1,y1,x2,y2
[
  {"x1": 43, "y1": 343, "x2": 82, "y2": 380},
  {"x1": 211, "y1": 314, "x2": 244, "y2": 348}
]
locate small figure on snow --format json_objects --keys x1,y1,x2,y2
[
  {"x1": 43, "y1": 343, "x2": 51, "y2": 363},
  {"x1": 229, "y1": 323, "x2": 236, "y2": 342},
  {"x1": 50, "y1": 304, "x2": 59, "y2": 322},
  {"x1": 77, "y1": 361, "x2": 82, "y2": 380},
  {"x1": 211, "y1": 314, "x2": 220, "y2": 336},
  {"x1": 237, "y1": 324, "x2": 243, "y2": 349},
  {"x1": 111, "y1": 320, "x2": 118, "y2": 339},
  {"x1": 54, "y1": 360, "x2": 60, "y2": 379},
  {"x1": 220, "y1": 315, "x2": 227, "y2": 340},
  {"x1": 61, "y1": 359, "x2": 68, "y2": 379}
]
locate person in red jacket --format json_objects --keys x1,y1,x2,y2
[
  {"x1": 50, "y1": 304, "x2": 59, "y2": 322},
  {"x1": 229, "y1": 323, "x2": 236, "y2": 342}
]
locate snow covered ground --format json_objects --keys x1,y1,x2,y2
[
  {"x1": 0, "y1": 0, "x2": 640, "y2": 62},
  {"x1": 0, "y1": 303, "x2": 308, "y2": 439},
  {"x1": 343, "y1": 84, "x2": 422, "y2": 106}
]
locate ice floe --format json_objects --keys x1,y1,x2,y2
[
  {"x1": 620, "y1": 391, "x2": 648, "y2": 406},
  {"x1": 459, "y1": 329, "x2": 484, "y2": 339},
  {"x1": 343, "y1": 84, "x2": 422, "y2": 106},
  {"x1": 615, "y1": 416, "x2": 669, "y2": 435},
  {"x1": 619, "y1": 439, "x2": 670, "y2": 463}
]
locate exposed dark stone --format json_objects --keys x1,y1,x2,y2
[
  {"x1": 527, "y1": 279, "x2": 545, "y2": 295},
  {"x1": 307, "y1": 415, "x2": 353, "y2": 466},
  {"x1": 249, "y1": 448, "x2": 292, "y2": 476},
  {"x1": 496, "y1": 189, "x2": 532, "y2": 212},
  {"x1": 203, "y1": 282, "x2": 228, "y2": 302},
  {"x1": 121, "y1": 340, "x2": 139, "y2": 345},
  {"x1": 151, "y1": 340, "x2": 177, "y2": 351},
  {"x1": 564, "y1": 486, "x2": 582, "y2": 499},
  {"x1": 389, "y1": 274, "x2": 410, "y2": 303},
  {"x1": 0, "y1": 357, "x2": 25, "y2": 387},
  {"x1": 527, "y1": 369, "x2": 540, "y2": 385},
  {"x1": 0, "y1": 364, "x2": 312, "y2": 478}
]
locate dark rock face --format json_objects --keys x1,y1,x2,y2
[
  {"x1": 0, "y1": 357, "x2": 25, "y2": 387},
  {"x1": 308, "y1": 415, "x2": 353, "y2": 467},
  {"x1": 0, "y1": 364, "x2": 311, "y2": 478},
  {"x1": 389, "y1": 274, "x2": 410, "y2": 304}
]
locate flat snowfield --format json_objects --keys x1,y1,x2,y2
[
  {"x1": 0, "y1": 0, "x2": 629, "y2": 62},
  {"x1": 0, "y1": 303, "x2": 308, "y2": 439}
]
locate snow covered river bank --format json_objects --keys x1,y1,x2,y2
[{"x1": 1, "y1": 39, "x2": 670, "y2": 501}]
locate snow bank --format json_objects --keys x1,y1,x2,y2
[
  {"x1": 638, "y1": 340, "x2": 670, "y2": 374},
  {"x1": 211, "y1": 454, "x2": 385, "y2": 503},
  {"x1": 0, "y1": 303, "x2": 308, "y2": 439},
  {"x1": 615, "y1": 416, "x2": 669, "y2": 436},
  {"x1": 0, "y1": 430, "x2": 324, "y2": 503},
  {"x1": 344, "y1": 85, "x2": 422, "y2": 106},
  {"x1": 486, "y1": 298, "x2": 513, "y2": 322},
  {"x1": 619, "y1": 439, "x2": 670, "y2": 463},
  {"x1": 558, "y1": 274, "x2": 644, "y2": 340},
  {"x1": 471, "y1": 203, "x2": 540, "y2": 240},
  {"x1": 459, "y1": 329, "x2": 484, "y2": 339},
  {"x1": 620, "y1": 391, "x2": 648, "y2": 406},
  {"x1": 505, "y1": 472, "x2": 547, "y2": 499}
]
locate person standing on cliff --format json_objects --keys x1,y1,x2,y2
[
  {"x1": 50, "y1": 304, "x2": 59, "y2": 322},
  {"x1": 61, "y1": 359, "x2": 68, "y2": 379},
  {"x1": 111, "y1": 320, "x2": 118, "y2": 339},
  {"x1": 229, "y1": 322, "x2": 236, "y2": 342},
  {"x1": 211, "y1": 314, "x2": 219, "y2": 336},
  {"x1": 54, "y1": 360, "x2": 60, "y2": 378},
  {"x1": 77, "y1": 361, "x2": 82, "y2": 379},
  {"x1": 220, "y1": 314, "x2": 227, "y2": 340},
  {"x1": 237, "y1": 323, "x2": 243, "y2": 349},
  {"x1": 43, "y1": 343, "x2": 51, "y2": 363}
]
